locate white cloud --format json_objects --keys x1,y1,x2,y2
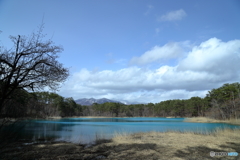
[
  {"x1": 130, "y1": 42, "x2": 184, "y2": 65},
  {"x1": 59, "y1": 38, "x2": 240, "y2": 103},
  {"x1": 59, "y1": 65, "x2": 211, "y2": 103},
  {"x1": 178, "y1": 38, "x2": 240, "y2": 74},
  {"x1": 158, "y1": 9, "x2": 187, "y2": 22}
]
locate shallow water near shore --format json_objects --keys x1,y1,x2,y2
[{"x1": 4, "y1": 117, "x2": 240, "y2": 144}]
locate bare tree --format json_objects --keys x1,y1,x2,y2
[{"x1": 0, "y1": 25, "x2": 69, "y2": 116}]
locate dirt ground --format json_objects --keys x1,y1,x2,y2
[{"x1": 1, "y1": 128, "x2": 240, "y2": 160}]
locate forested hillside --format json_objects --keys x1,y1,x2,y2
[{"x1": 1, "y1": 82, "x2": 239, "y2": 120}]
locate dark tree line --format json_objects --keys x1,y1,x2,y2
[
  {"x1": 1, "y1": 82, "x2": 238, "y2": 120},
  {"x1": 81, "y1": 82, "x2": 240, "y2": 120},
  {"x1": 81, "y1": 97, "x2": 209, "y2": 118},
  {"x1": 0, "y1": 91, "x2": 82, "y2": 118},
  {"x1": 206, "y1": 83, "x2": 240, "y2": 119}
]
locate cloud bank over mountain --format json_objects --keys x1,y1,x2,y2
[{"x1": 60, "y1": 38, "x2": 240, "y2": 103}]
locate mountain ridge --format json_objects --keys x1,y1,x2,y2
[{"x1": 75, "y1": 98, "x2": 123, "y2": 106}]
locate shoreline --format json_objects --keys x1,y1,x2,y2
[
  {"x1": 184, "y1": 117, "x2": 240, "y2": 126},
  {"x1": 1, "y1": 128, "x2": 239, "y2": 159},
  {"x1": 48, "y1": 116, "x2": 180, "y2": 119},
  {"x1": 47, "y1": 116, "x2": 240, "y2": 125},
  {"x1": 2, "y1": 116, "x2": 239, "y2": 126},
  {"x1": 46, "y1": 116, "x2": 169, "y2": 119},
  {"x1": 29, "y1": 116, "x2": 240, "y2": 126},
  {"x1": 1, "y1": 117, "x2": 240, "y2": 159}
]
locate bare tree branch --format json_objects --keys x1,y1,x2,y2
[{"x1": 0, "y1": 25, "x2": 69, "y2": 114}]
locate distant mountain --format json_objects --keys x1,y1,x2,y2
[{"x1": 75, "y1": 98, "x2": 122, "y2": 106}]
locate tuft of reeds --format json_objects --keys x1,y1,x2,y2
[
  {"x1": 94, "y1": 132, "x2": 111, "y2": 144},
  {"x1": 112, "y1": 127, "x2": 240, "y2": 145},
  {"x1": 184, "y1": 117, "x2": 240, "y2": 125}
]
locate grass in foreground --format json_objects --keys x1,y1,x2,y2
[
  {"x1": 110, "y1": 128, "x2": 240, "y2": 160},
  {"x1": 184, "y1": 117, "x2": 240, "y2": 125},
  {"x1": 1, "y1": 128, "x2": 240, "y2": 160}
]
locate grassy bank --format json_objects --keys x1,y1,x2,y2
[
  {"x1": 184, "y1": 117, "x2": 240, "y2": 125},
  {"x1": 1, "y1": 128, "x2": 240, "y2": 160}
]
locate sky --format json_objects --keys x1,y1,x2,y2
[{"x1": 1, "y1": 0, "x2": 240, "y2": 104}]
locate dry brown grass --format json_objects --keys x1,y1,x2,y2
[
  {"x1": 184, "y1": 117, "x2": 240, "y2": 125},
  {"x1": 109, "y1": 128, "x2": 240, "y2": 159},
  {"x1": 2, "y1": 128, "x2": 239, "y2": 160}
]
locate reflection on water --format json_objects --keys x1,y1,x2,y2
[{"x1": 6, "y1": 117, "x2": 240, "y2": 144}]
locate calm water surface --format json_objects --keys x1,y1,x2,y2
[{"x1": 10, "y1": 117, "x2": 240, "y2": 144}]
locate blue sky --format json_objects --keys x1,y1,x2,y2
[{"x1": 1, "y1": 0, "x2": 240, "y2": 103}]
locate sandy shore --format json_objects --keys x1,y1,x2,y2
[{"x1": 1, "y1": 128, "x2": 239, "y2": 160}]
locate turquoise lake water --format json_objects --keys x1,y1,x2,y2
[{"x1": 6, "y1": 117, "x2": 240, "y2": 144}]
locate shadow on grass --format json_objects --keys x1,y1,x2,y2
[
  {"x1": 174, "y1": 143, "x2": 240, "y2": 160},
  {"x1": 1, "y1": 140, "x2": 240, "y2": 160},
  {"x1": 219, "y1": 142, "x2": 240, "y2": 153},
  {"x1": 83, "y1": 143, "x2": 160, "y2": 160},
  {"x1": 1, "y1": 141, "x2": 161, "y2": 160}
]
